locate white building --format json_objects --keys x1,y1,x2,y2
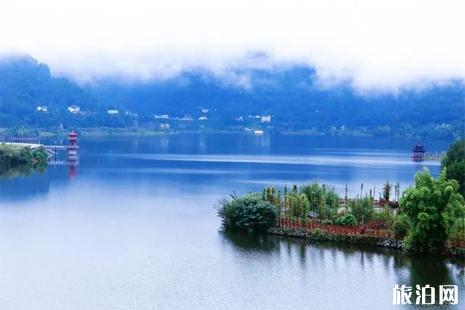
[
  {"x1": 154, "y1": 114, "x2": 169, "y2": 119},
  {"x1": 261, "y1": 115, "x2": 272, "y2": 123},
  {"x1": 201, "y1": 108, "x2": 209, "y2": 113},
  {"x1": 179, "y1": 114, "x2": 193, "y2": 121},
  {"x1": 198, "y1": 116, "x2": 208, "y2": 121},
  {"x1": 107, "y1": 109, "x2": 119, "y2": 115},
  {"x1": 36, "y1": 106, "x2": 48, "y2": 113},
  {"x1": 68, "y1": 105, "x2": 80, "y2": 113}
]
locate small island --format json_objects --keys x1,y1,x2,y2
[
  {"x1": 218, "y1": 139, "x2": 465, "y2": 257},
  {"x1": 0, "y1": 143, "x2": 48, "y2": 178}
]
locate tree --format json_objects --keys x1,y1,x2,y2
[
  {"x1": 344, "y1": 184, "x2": 348, "y2": 211},
  {"x1": 289, "y1": 192, "x2": 300, "y2": 218},
  {"x1": 262, "y1": 186, "x2": 281, "y2": 207},
  {"x1": 441, "y1": 139, "x2": 465, "y2": 198},
  {"x1": 394, "y1": 182, "x2": 400, "y2": 201},
  {"x1": 299, "y1": 194, "x2": 310, "y2": 223},
  {"x1": 318, "y1": 191, "x2": 326, "y2": 219},
  {"x1": 300, "y1": 182, "x2": 339, "y2": 220},
  {"x1": 400, "y1": 168, "x2": 465, "y2": 252},
  {"x1": 283, "y1": 186, "x2": 291, "y2": 217},
  {"x1": 349, "y1": 197, "x2": 373, "y2": 224},
  {"x1": 383, "y1": 181, "x2": 392, "y2": 202}
]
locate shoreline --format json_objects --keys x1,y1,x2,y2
[
  {"x1": 268, "y1": 226, "x2": 465, "y2": 258},
  {"x1": 1, "y1": 127, "x2": 458, "y2": 140},
  {"x1": 269, "y1": 226, "x2": 403, "y2": 249}
]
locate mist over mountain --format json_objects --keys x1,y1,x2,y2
[
  {"x1": 0, "y1": 55, "x2": 94, "y2": 127},
  {"x1": 0, "y1": 55, "x2": 464, "y2": 139}
]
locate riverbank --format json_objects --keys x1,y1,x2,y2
[
  {"x1": 268, "y1": 226, "x2": 465, "y2": 258},
  {"x1": 269, "y1": 226, "x2": 402, "y2": 249}
]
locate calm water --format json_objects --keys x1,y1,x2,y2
[{"x1": 0, "y1": 133, "x2": 463, "y2": 309}]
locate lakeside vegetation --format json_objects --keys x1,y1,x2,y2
[
  {"x1": 0, "y1": 144, "x2": 48, "y2": 178},
  {"x1": 218, "y1": 139, "x2": 465, "y2": 255}
]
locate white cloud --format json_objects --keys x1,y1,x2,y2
[{"x1": 1, "y1": 0, "x2": 465, "y2": 91}]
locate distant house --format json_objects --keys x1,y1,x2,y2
[
  {"x1": 179, "y1": 114, "x2": 193, "y2": 121},
  {"x1": 201, "y1": 108, "x2": 209, "y2": 114},
  {"x1": 68, "y1": 105, "x2": 80, "y2": 113},
  {"x1": 154, "y1": 114, "x2": 169, "y2": 119},
  {"x1": 36, "y1": 106, "x2": 48, "y2": 113},
  {"x1": 261, "y1": 115, "x2": 272, "y2": 123},
  {"x1": 107, "y1": 109, "x2": 119, "y2": 115},
  {"x1": 198, "y1": 116, "x2": 208, "y2": 121}
]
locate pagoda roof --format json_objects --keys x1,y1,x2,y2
[{"x1": 412, "y1": 143, "x2": 425, "y2": 152}]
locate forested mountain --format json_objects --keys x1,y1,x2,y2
[
  {"x1": 0, "y1": 55, "x2": 96, "y2": 127},
  {"x1": 0, "y1": 55, "x2": 464, "y2": 138}
]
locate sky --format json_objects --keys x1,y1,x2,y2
[{"x1": 1, "y1": 0, "x2": 465, "y2": 92}]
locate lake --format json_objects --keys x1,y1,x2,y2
[{"x1": 0, "y1": 133, "x2": 463, "y2": 309}]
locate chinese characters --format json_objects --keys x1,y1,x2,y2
[{"x1": 393, "y1": 284, "x2": 458, "y2": 305}]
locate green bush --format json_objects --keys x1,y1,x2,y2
[
  {"x1": 401, "y1": 168, "x2": 465, "y2": 252},
  {"x1": 393, "y1": 214, "x2": 410, "y2": 239},
  {"x1": 217, "y1": 194, "x2": 278, "y2": 233},
  {"x1": 335, "y1": 214, "x2": 357, "y2": 226},
  {"x1": 321, "y1": 219, "x2": 333, "y2": 225}
]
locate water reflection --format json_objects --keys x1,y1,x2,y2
[
  {"x1": 0, "y1": 134, "x2": 459, "y2": 309},
  {"x1": 0, "y1": 164, "x2": 46, "y2": 180},
  {"x1": 68, "y1": 160, "x2": 77, "y2": 179},
  {"x1": 221, "y1": 231, "x2": 465, "y2": 309},
  {"x1": 220, "y1": 230, "x2": 280, "y2": 252},
  {"x1": 199, "y1": 133, "x2": 207, "y2": 154},
  {"x1": 392, "y1": 254, "x2": 465, "y2": 309}
]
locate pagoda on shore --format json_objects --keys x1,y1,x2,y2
[{"x1": 412, "y1": 143, "x2": 426, "y2": 161}]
